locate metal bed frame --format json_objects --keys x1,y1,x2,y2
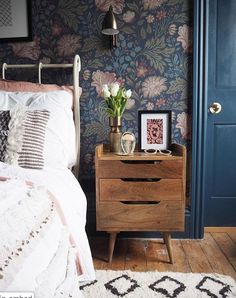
[{"x1": 1, "y1": 55, "x2": 81, "y2": 177}]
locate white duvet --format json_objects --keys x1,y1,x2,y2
[{"x1": 0, "y1": 161, "x2": 95, "y2": 294}]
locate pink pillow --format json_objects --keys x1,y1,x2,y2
[{"x1": 0, "y1": 79, "x2": 81, "y2": 109}]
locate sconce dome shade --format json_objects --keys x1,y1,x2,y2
[{"x1": 102, "y1": 6, "x2": 119, "y2": 35}]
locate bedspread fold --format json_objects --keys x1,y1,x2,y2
[{"x1": 0, "y1": 176, "x2": 84, "y2": 297}]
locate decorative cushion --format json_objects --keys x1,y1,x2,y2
[
  {"x1": 0, "y1": 111, "x2": 10, "y2": 162},
  {"x1": 0, "y1": 79, "x2": 82, "y2": 109},
  {"x1": 0, "y1": 107, "x2": 50, "y2": 169},
  {"x1": 0, "y1": 90, "x2": 76, "y2": 169}
]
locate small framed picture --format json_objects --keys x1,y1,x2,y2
[
  {"x1": 0, "y1": 0, "x2": 32, "y2": 42},
  {"x1": 138, "y1": 110, "x2": 171, "y2": 151}
]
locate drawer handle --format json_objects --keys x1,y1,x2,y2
[
  {"x1": 121, "y1": 201, "x2": 160, "y2": 205},
  {"x1": 121, "y1": 160, "x2": 162, "y2": 164},
  {"x1": 121, "y1": 178, "x2": 161, "y2": 182}
]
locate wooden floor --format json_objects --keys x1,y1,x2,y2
[{"x1": 89, "y1": 232, "x2": 236, "y2": 280}]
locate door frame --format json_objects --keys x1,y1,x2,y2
[{"x1": 190, "y1": 0, "x2": 208, "y2": 238}]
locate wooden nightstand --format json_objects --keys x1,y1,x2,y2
[{"x1": 95, "y1": 144, "x2": 186, "y2": 264}]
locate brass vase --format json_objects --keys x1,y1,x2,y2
[{"x1": 109, "y1": 116, "x2": 122, "y2": 153}]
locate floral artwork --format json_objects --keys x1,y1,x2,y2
[
  {"x1": 0, "y1": 0, "x2": 192, "y2": 178},
  {"x1": 139, "y1": 110, "x2": 171, "y2": 151},
  {"x1": 147, "y1": 119, "x2": 163, "y2": 144}
]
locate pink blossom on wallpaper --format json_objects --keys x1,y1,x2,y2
[
  {"x1": 146, "y1": 14, "x2": 155, "y2": 23},
  {"x1": 126, "y1": 98, "x2": 135, "y2": 109},
  {"x1": 142, "y1": 76, "x2": 167, "y2": 98},
  {"x1": 146, "y1": 102, "x2": 154, "y2": 110},
  {"x1": 143, "y1": 0, "x2": 167, "y2": 10},
  {"x1": 177, "y1": 25, "x2": 192, "y2": 52},
  {"x1": 52, "y1": 23, "x2": 62, "y2": 36},
  {"x1": 156, "y1": 10, "x2": 167, "y2": 20},
  {"x1": 57, "y1": 34, "x2": 81, "y2": 57},
  {"x1": 123, "y1": 11, "x2": 135, "y2": 23},
  {"x1": 83, "y1": 70, "x2": 91, "y2": 81},
  {"x1": 91, "y1": 70, "x2": 124, "y2": 96},
  {"x1": 156, "y1": 98, "x2": 166, "y2": 107},
  {"x1": 136, "y1": 63, "x2": 148, "y2": 77},
  {"x1": 95, "y1": 0, "x2": 124, "y2": 14},
  {"x1": 176, "y1": 112, "x2": 189, "y2": 139},
  {"x1": 9, "y1": 37, "x2": 40, "y2": 60}
]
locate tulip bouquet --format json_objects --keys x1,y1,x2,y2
[{"x1": 102, "y1": 83, "x2": 132, "y2": 117}]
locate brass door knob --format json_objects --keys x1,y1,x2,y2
[{"x1": 209, "y1": 102, "x2": 222, "y2": 114}]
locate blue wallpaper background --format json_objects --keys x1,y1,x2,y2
[{"x1": 0, "y1": 0, "x2": 192, "y2": 183}]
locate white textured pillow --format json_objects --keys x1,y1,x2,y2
[
  {"x1": 0, "y1": 90, "x2": 76, "y2": 169},
  {"x1": 1, "y1": 108, "x2": 50, "y2": 169}
]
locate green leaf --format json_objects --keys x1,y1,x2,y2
[
  {"x1": 84, "y1": 122, "x2": 109, "y2": 142},
  {"x1": 166, "y1": 0, "x2": 183, "y2": 5},
  {"x1": 167, "y1": 78, "x2": 188, "y2": 100},
  {"x1": 123, "y1": 113, "x2": 135, "y2": 121},
  {"x1": 140, "y1": 27, "x2": 146, "y2": 39},
  {"x1": 147, "y1": 24, "x2": 152, "y2": 34},
  {"x1": 82, "y1": 36, "x2": 101, "y2": 52},
  {"x1": 171, "y1": 101, "x2": 187, "y2": 110},
  {"x1": 141, "y1": 37, "x2": 175, "y2": 74},
  {"x1": 127, "y1": 2, "x2": 139, "y2": 12},
  {"x1": 56, "y1": 0, "x2": 86, "y2": 31},
  {"x1": 86, "y1": 58, "x2": 104, "y2": 68},
  {"x1": 58, "y1": 0, "x2": 86, "y2": 16},
  {"x1": 172, "y1": 12, "x2": 189, "y2": 23},
  {"x1": 81, "y1": 36, "x2": 108, "y2": 57},
  {"x1": 121, "y1": 26, "x2": 135, "y2": 34}
]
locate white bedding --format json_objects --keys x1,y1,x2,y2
[{"x1": 0, "y1": 161, "x2": 95, "y2": 286}]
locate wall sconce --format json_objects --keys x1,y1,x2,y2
[{"x1": 102, "y1": 6, "x2": 119, "y2": 48}]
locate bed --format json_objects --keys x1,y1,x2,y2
[{"x1": 0, "y1": 56, "x2": 95, "y2": 297}]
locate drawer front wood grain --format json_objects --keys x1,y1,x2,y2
[
  {"x1": 98, "y1": 160, "x2": 182, "y2": 179},
  {"x1": 97, "y1": 201, "x2": 184, "y2": 231},
  {"x1": 99, "y1": 179, "x2": 182, "y2": 201}
]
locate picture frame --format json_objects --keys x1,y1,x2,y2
[
  {"x1": 138, "y1": 110, "x2": 172, "y2": 151},
  {"x1": 0, "y1": 0, "x2": 32, "y2": 42}
]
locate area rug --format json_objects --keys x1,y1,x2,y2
[{"x1": 80, "y1": 270, "x2": 236, "y2": 298}]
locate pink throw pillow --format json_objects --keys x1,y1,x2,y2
[{"x1": 0, "y1": 79, "x2": 81, "y2": 109}]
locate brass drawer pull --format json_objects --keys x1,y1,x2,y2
[
  {"x1": 121, "y1": 160, "x2": 162, "y2": 164},
  {"x1": 121, "y1": 201, "x2": 160, "y2": 205},
  {"x1": 121, "y1": 178, "x2": 161, "y2": 182}
]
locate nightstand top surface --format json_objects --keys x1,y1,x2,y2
[{"x1": 96, "y1": 144, "x2": 184, "y2": 160}]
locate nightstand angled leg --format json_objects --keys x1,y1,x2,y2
[
  {"x1": 163, "y1": 232, "x2": 173, "y2": 264},
  {"x1": 108, "y1": 232, "x2": 117, "y2": 263}
]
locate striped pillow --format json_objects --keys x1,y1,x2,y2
[
  {"x1": 0, "y1": 108, "x2": 50, "y2": 169},
  {"x1": 0, "y1": 111, "x2": 10, "y2": 162}
]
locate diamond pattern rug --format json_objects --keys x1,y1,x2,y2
[{"x1": 80, "y1": 270, "x2": 236, "y2": 298}]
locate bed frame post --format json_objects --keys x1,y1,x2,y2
[{"x1": 72, "y1": 55, "x2": 81, "y2": 178}]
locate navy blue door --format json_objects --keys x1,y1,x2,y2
[{"x1": 204, "y1": 0, "x2": 236, "y2": 226}]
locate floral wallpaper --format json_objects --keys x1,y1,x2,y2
[{"x1": 0, "y1": 0, "x2": 192, "y2": 180}]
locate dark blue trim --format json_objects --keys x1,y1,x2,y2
[{"x1": 190, "y1": 0, "x2": 206, "y2": 238}]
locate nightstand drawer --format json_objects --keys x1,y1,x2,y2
[
  {"x1": 99, "y1": 179, "x2": 182, "y2": 201},
  {"x1": 97, "y1": 201, "x2": 184, "y2": 231},
  {"x1": 98, "y1": 160, "x2": 183, "y2": 179}
]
